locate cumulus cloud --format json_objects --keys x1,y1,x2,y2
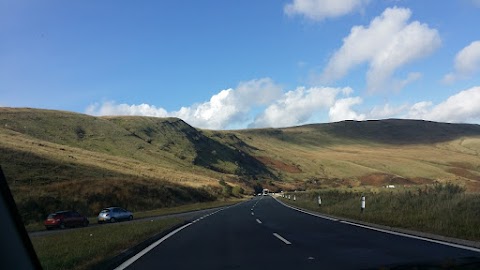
[
  {"x1": 86, "y1": 78, "x2": 282, "y2": 130},
  {"x1": 442, "y1": 41, "x2": 480, "y2": 83},
  {"x1": 251, "y1": 86, "x2": 353, "y2": 128},
  {"x1": 410, "y1": 86, "x2": 480, "y2": 123},
  {"x1": 405, "y1": 101, "x2": 433, "y2": 120},
  {"x1": 321, "y1": 7, "x2": 440, "y2": 93},
  {"x1": 86, "y1": 102, "x2": 168, "y2": 117},
  {"x1": 325, "y1": 86, "x2": 480, "y2": 124},
  {"x1": 284, "y1": 0, "x2": 369, "y2": 21},
  {"x1": 174, "y1": 78, "x2": 283, "y2": 129},
  {"x1": 329, "y1": 97, "x2": 365, "y2": 122}
]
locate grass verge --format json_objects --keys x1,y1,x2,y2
[
  {"x1": 280, "y1": 184, "x2": 480, "y2": 241},
  {"x1": 133, "y1": 198, "x2": 245, "y2": 219},
  {"x1": 30, "y1": 218, "x2": 182, "y2": 270}
]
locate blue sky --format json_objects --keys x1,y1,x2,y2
[{"x1": 1, "y1": 0, "x2": 480, "y2": 129}]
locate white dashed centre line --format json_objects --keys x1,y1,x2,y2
[
  {"x1": 273, "y1": 233, "x2": 291, "y2": 245},
  {"x1": 256, "y1": 218, "x2": 262, "y2": 224}
]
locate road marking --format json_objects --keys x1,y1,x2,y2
[
  {"x1": 256, "y1": 218, "x2": 262, "y2": 224},
  {"x1": 339, "y1": 220, "x2": 480, "y2": 253},
  {"x1": 114, "y1": 222, "x2": 193, "y2": 270},
  {"x1": 273, "y1": 233, "x2": 291, "y2": 245},
  {"x1": 114, "y1": 203, "x2": 242, "y2": 270},
  {"x1": 273, "y1": 196, "x2": 338, "y2": 221},
  {"x1": 251, "y1": 212, "x2": 254, "y2": 216},
  {"x1": 273, "y1": 196, "x2": 480, "y2": 253}
]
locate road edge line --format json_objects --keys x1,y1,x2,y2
[
  {"x1": 114, "y1": 222, "x2": 193, "y2": 270},
  {"x1": 273, "y1": 196, "x2": 338, "y2": 221},
  {"x1": 273, "y1": 196, "x2": 480, "y2": 253},
  {"x1": 113, "y1": 201, "x2": 245, "y2": 270}
]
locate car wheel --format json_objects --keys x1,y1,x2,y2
[
  {"x1": 110, "y1": 217, "x2": 116, "y2": 223},
  {"x1": 83, "y1": 220, "x2": 89, "y2": 227},
  {"x1": 59, "y1": 223, "x2": 65, "y2": 229},
  {"x1": 128, "y1": 215, "x2": 133, "y2": 221}
]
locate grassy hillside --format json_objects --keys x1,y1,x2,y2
[
  {"x1": 105, "y1": 116, "x2": 272, "y2": 177},
  {"x1": 234, "y1": 121, "x2": 480, "y2": 192},
  {"x1": 2, "y1": 107, "x2": 480, "y2": 224}
]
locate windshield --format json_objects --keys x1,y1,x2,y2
[{"x1": 1, "y1": 1, "x2": 480, "y2": 270}]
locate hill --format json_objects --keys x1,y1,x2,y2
[{"x1": 1, "y1": 107, "x2": 480, "y2": 224}]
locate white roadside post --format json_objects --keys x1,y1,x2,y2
[
  {"x1": 361, "y1": 195, "x2": 366, "y2": 213},
  {"x1": 318, "y1": 195, "x2": 321, "y2": 207},
  {"x1": 293, "y1": 195, "x2": 296, "y2": 201}
]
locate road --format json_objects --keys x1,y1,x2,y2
[{"x1": 117, "y1": 196, "x2": 480, "y2": 270}]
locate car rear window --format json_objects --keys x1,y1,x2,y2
[
  {"x1": 47, "y1": 214, "x2": 56, "y2": 219},
  {"x1": 100, "y1": 209, "x2": 110, "y2": 213}
]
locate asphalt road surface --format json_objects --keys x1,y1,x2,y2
[{"x1": 117, "y1": 196, "x2": 480, "y2": 270}]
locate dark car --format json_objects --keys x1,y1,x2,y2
[
  {"x1": 44, "y1": 210, "x2": 89, "y2": 230},
  {"x1": 97, "y1": 207, "x2": 133, "y2": 223}
]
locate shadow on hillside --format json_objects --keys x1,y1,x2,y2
[{"x1": 326, "y1": 119, "x2": 480, "y2": 144}]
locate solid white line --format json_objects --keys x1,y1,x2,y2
[
  {"x1": 114, "y1": 222, "x2": 193, "y2": 270},
  {"x1": 115, "y1": 204, "x2": 240, "y2": 270},
  {"x1": 339, "y1": 221, "x2": 480, "y2": 253},
  {"x1": 273, "y1": 196, "x2": 338, "y2": 221},
  {"x1": 273, "y1": 233, "x2": 291, "y2": 245},
  {"x1": 256, "y1": 218, "x2": 262, "y2": 224},
  {"x1": 274, "y1": 196, "x2": 480, "y2": 253}
]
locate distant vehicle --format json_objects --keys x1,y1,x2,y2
[
  {"x1": 97, "y1": 207, "x2": 133, "y2": 223},
  {"x1": 44, "y1": 210, "x2": 89, "y2": 230},
  {"x1": 262, "y1": 189, "x2": 269, "y2": 196}
]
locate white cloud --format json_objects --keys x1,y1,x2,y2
[
  {"x1": 395, "y1": 72, "x2": 422, "y2": 92},
  {"x1": 85, "y1": 102, "x2": 168, "y2": 117},
  {"x1": 405, "y1": 101, "x2": 433, "y2": 120},
  {"x1": 87, "y1": 82, "x2": 359, "y2": 129},
  {"x1": 368, "y1": 103, "x2": 408, "y2": 119},
  {"x1": 174, "y1": 78, "x2": 282, "y2": 129},
  {"x1": 442, "y1": 41, "x2": 480, "y2": 83},
  {"x1": 86, "y1": 78, "x2": 282, "y2": 130},
  {"x1": 321, "y1": 7, "x2": 440, "y2": 92},
  {"x1": 284, "y1": 0, "x2": 369, "y2": 21},
  {"x1": 251, "y1": 86, "x2": 353, "y2": 128},
  {"x1": 411, "y1": 86, "x2": 480, "y2": 123},
  {"x1": 326, "y1": 86, "x2": 480, "y2": 124},
  {"x1": 328, "y1": 97, "x2": 365, "y2": 122}
]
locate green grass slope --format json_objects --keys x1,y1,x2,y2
[
  {"x1": 231, "y1": 120, "x2": 480, "y2": 191},
  {"x1": 105, "y1": 116, "x2": 272, "y2": 178}
]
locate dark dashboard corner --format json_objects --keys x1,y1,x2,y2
[{"x1": 0, "y1": 165, "x2": 42, "y2": 269}]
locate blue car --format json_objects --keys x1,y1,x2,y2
[{"x1": 97, "y1": 207, "x2": 133, "y2": 223}]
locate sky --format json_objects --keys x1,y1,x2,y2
[{"x1": 1, "y1": 0, "x2": 480, "y2": 130}]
